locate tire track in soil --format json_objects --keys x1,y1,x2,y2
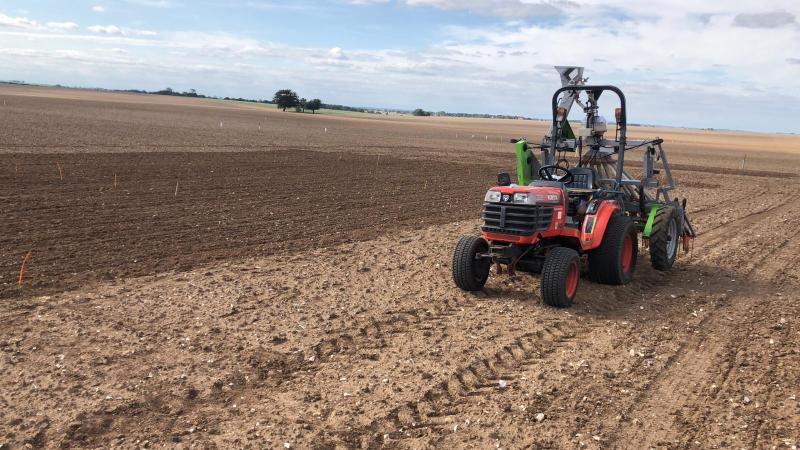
[
  {"x1": 321, "y1": 322, "x2": 576, "y2": 448},
  {"x1": 473, "y1": 187, "x2": 800, "y2": 448},
  {"x1": 311, "y1": 182, "x2": 799, "y2": 448},
  {"x1": 284, "y1": 183, "x2": 797, "y2": 447},
  {"x1": 317, "y1": 229, "x2": 711, "y2": 447},
  {"x1": 604, "y1": 196, "x2": 800, "y2": 448},
  {"x1": 732, "y1": 237, "x2": 800, "y2": 449}
]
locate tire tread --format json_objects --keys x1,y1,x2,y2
[
  {"x1": 452, "y1": 236, "x2": 490, "y2": 291},
  {"x1": 588, "y1": 215, "x2": 637, "y2": 285},
  {"x1": 649, "y1": 206, "x2": 678, "y2": 271},
  {"x1": 541, "y1": 247, "x2": 579, "y2": 308}
]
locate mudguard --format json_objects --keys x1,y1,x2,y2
[{"x1": 579, "y1": 200, "x2": 621, "y2": 251}]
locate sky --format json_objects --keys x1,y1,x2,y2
[{"x1": 1, "y1": 0, "x2": 799, "y2": 133}]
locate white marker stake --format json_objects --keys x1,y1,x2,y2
[
  {"x1": 114, "y1": 173, "x2": 117, "y2": 189},
  {"x1": 324, "y1": 128, "x2": 328, "y2": 133},
  {"x1": 175, "y1": 180, "x2": 179, "y2": 196}
]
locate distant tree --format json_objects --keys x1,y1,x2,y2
[
  {"x1": 273, "y1": 89, "x2": 300, "y2": 112},
  {"x1": 307, "y1": 98, "x2": 322, "y2": 114},
  {"x1": 299, "y1": 98, "x2": 307, "y2": 112},
  {"x1": 412, "y1": 108, "x2": 431, "y2": 117}
]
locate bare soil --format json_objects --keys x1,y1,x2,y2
[{"x1": 1, "y1": 85, "x2": 799, "y2": 449}]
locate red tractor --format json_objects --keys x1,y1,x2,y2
[{"x1": 452, "y1": 67, "x2": 695, "y2": 307}]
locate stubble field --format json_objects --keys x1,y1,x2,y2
[{"x1": 1, "y1": 84, "x2": 799, "y2": 449}]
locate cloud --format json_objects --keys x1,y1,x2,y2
[
  {"x1": 46, "y1": 21, "x2": 80, "y2": 31},
  {"x1": 88, "y1": 25, "x2": 157, "y2": 36},
  {"x1": 125, "y1": 0, "x2": 179, "y2": 7},
  {"x1": 350, "y1": 0, "x2": 563, "y2": 17},
  {"x1": 402, "y1": 0, "x2": 563, "y2": 17},
  {"x1": 88, "y1": 24, "x2": 122, "y2": 35},
  {"x1": 328, "y1": 47, "x2": 345, "y2": 59},
  {"x1": 92, "y1": 5, "x2": 107, "y2": 12},
  {"x1": 0, "y1": 14, "x2": 79, "y2": 32},
  {"x1": 0, "y1": 13, "x2": 39, "y2": 29},
  {"x1": 733, "y1": 10, "x2": 796, "y2": 28}
]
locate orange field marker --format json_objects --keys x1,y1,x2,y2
[{"x1": 18, "y1": 250, "x2": 32, "y2": 288}]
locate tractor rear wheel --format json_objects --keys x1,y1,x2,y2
[
  {"x1": 541, "y1": 247, "x2": 580, "y2": 308},
  {"x1": 649, "y1": 206, "x2": 680, "y2": 271},
  {"x1": 452, "y1": 236, "x2": 491, "y2": 291},
  {"x1": 588, "y1": 215, "x2": 638, "y2": 285}
]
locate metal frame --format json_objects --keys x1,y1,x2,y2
[{"x1": 536, "y1": 67, "x2": 694, "y2": 238}]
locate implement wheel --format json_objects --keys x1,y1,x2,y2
[
  {"x1": 650, "y1": 206, "x2": 680, "y2": 271},
  {"x1": 588, "y1": 215, "x2": 638, "y2": 285},
  {"x1": 541, "y1": 247, "x2": 580, "y2": 308},
  {"x1": 452, "y1": 236, "x2": 491, "y2": 291}
]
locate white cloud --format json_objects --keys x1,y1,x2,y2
[
  {"x1": 0, "y1": 13, "x2": 39, "y2": 29},
  {"x1": 92, "y1": 5, "x2": 107, "y2": 13},
  {"x1": 328, "y1": 47, "x2": 345, "y2": 59},
  {"x1": 88, "y1": 25, "x2": 157, "y2": 36},
  {"x1": 125, "y1": 0, "x2": 179, "y2": 8},
  {"x1": 88, "y1": 24, "x2": 123, "y2": 35},
  {"x1": 350, "y1": 0, "x2": 562, "y2": 16},
  {"x1": 0, "y1": 14, "x2": 79, "y2": 32},
  {"x1": 402, "y1": 0, "x2": 562, "y2": 17},
  {"x1": 46, "y1": 21, "x2": 80, "y2": 31}
]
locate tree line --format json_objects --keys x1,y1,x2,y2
[
  {"x1": 272, "y1": 89, "x2": 322, "y2": 114},
  {"x1": 120, "y1": 86, "x2": 532, "y2": 120}
]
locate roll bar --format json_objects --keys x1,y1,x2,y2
[{"x1": 550, "y1": 85, "x2": 627, "y2": 187}]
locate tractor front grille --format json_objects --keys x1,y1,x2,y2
[{"x1": 481, "y1": 203, "x2": 554, "y2": 235}]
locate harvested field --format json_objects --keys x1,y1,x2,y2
[{"x1": 1, "y1": 85, "x2": 799, "y2": 449}]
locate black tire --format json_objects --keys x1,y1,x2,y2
[
  {"x1": 588, "y1": 215, "x2": 638, "y2": 285},
  {"x1": 541, "y1": 247, "x2": 580, "y2": 308},
  {"x1": 649, "y1": 206, "x2": 680, "y2": 271},
  {"x1": 452, "y1": 236, "x2": 490, "y2": 291}
]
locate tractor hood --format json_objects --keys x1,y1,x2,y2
[{"x1": 485, "y1": 185, "x2": 564, "y2": 207}]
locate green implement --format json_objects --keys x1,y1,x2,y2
[
  {"x1": 642, "y1": 203, "x2": 660, "y2": 237},
  {"x1": 515, "y1": 139, "x2": 539, "y2": 186}
]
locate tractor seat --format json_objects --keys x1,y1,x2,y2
[{"x1": 565, "y1": 167, "x2": 596, "y2": 190}]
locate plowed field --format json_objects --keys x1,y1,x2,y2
[{"x1": 1, "y1": 85, "x2": 799, "y2": 449}]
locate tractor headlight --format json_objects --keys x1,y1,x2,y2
[
  {"x1": 513, "y1": 192, "x2": 533, "y2": 205},
  {"x1": 484, "y1": 189, "x2": 502, "y2": 203},
  {"x1": 512, "y1": 192, "x2": 562, "y2": 205}
]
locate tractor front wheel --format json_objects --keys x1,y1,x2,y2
[
  {"x1": 588, "y1": 215, "x2": 638, "y2": 285},
  {"x1": 649, "y1": 206, "x2": 680, "y2": 271},
  {"x1": 541, "y1": 247, "x2": 580, "y2": 308},
  {"x1": 452, "y1": 236, "x2": 491, "y2": 291}
]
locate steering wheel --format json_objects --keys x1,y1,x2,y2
[{"x1": 539, "y1": 165, "x2": 574, "y2": 184}]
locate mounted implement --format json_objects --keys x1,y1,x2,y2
[{"x1": 452, "y1": 66, "x2": 696, "y2": 307}]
